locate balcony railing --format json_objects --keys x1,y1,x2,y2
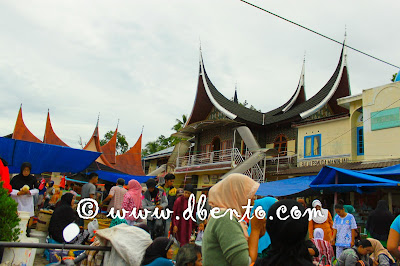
[
  {"x1": 176, "y1": 148, "x2": 240, "y2": 168},
  {"x1": 175, "y1": 148, "x2": 265, "y2": 182}
]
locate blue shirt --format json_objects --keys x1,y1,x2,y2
[
  {"x1": 390, "y1": 215, "x2": 400, "y2": 234},
  {"x1": 333, "y1": 213, "x2": 357, "y2": 247},
  {"x1": 144, "y1": 257, "x2": 174, "y2": 266}
]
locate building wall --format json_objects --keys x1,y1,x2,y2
[
  {"x1": 348, "y1": 99, "x2": 364, "y2": 162},
  {"x1": 362, "y1": 83, "x2": 400, "y2": 161},
  {"x1": 197, "y1": 125, "x2": 235, "y2": 151},
  {"x1": 148, "y1": 159, "x2": 158, "y2": 174},
  {"x1": 297, "y1": 117, "x2": 351, "y2": 167}
]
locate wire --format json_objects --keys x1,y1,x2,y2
[
  {"x1": 240, "y1": 0, "x2": 400, "y2": 69},
  {"x1": 316, "y1": 96, "x2": 400, "y2": 151}
]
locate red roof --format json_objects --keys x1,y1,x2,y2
[
  {"x1": 101, "y1": 128, "x2": 117, "y2": 164},
  {"x1": 12, "y1": 107, "x2": 42, "y2": 143},
  {"x1": 43, "y1": 111, "x2": 69, "y2": 146},
  {"x1": 114, "y1": 134, "x2": 145, "y2": 176},
  {"x1": 83, "y1": 123, "x2": 114, "y2": 168}
]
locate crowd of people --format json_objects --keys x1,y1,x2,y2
[{"x1": 1, "y1": 159, "x2": 400, "y2": 265}]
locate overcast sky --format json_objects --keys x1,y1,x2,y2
[{"x1": 1, "y1": 0, "x2": 399, "y2": 149}]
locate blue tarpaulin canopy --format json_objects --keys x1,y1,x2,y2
[
  {"x1": 256, "y1": 175, "x2": 316, "y2": 197},
  {"x1": 310, "y1": 166, "x2": 400, "y2": 193},
  {"x1": 92, "y1": 170, "x2": 153, "y2": 184},
  {"x1": 359, "y1": 164, "x2": 400, "y2": 177},
  {"x1": 0, "y1": 137, "x2": 101, "y2": 174}
]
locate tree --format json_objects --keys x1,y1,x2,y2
[
  {"x1": 392, "y1": 73, "x2": 398, "y2": 82},
  {"x1": 0, "y1": 182, "x2": 20, "y2": 242},
  {"x1": 142, "y1": 115, "x2": 186, "y2": 157},
  {"x1": 100, "y1": 131, "x2": 129, "y2": 155},
  {"x1": 172, "y1": 114, "x2": 187, "y2": 132}
]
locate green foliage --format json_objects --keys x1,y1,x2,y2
[
  {"x1": 100, "y1": 131, "x2": 129, "y2": 155},
  {"x1": 171, "y1": 114, "x2": 187, "y2": 132},
  {"x1": 142, "y1": 114, "x2": 187, "y2": 157},
  {"x1": 392, "y1": 73, "x2": 398, "y2": 82},
  {"x1": 0, "y1": 182, "x2": 20, "y2": 242},
  {"x1": 142, "y1": 135, "x2": 181, "y2": 157}
]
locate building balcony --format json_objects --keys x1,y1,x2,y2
[{"x1": 175, "y1": 148, "x2": 265, "y2": 182}]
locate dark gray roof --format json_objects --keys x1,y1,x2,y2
[{"x1": 200, "y1": 45, "x2": 348, "y2": 126}]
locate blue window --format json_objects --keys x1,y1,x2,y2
[
  {"x1": 304, "y1": 134, "x2": 321, "y2": 158},
  {"x1": 357, "y1": 126, "x2": 364, "y2": 155}
]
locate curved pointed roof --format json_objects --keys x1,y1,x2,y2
[
  {"x1": 101, "y1": 127, "x2": 117, "y2": 164},
  {"x1": 83, "y1": 120, "x2": 113, "y2": 168},
  {"x1": 12, "y1": 107, "x2": 42, "y2": 143},
  {"x1": 114, "y1": 134, "x2": 145, "y2": 176},
  {"x1": 43, "y1": 111, "x2": 69, "y2": 147},
  {"x1": 186, "y1": 43, "x2": 349, "y2": 127}
]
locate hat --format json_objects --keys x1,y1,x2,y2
[{"x1": 184, "y1": 184, "x2": 194, "y2": 194}]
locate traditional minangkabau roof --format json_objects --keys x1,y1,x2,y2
[
  {"x1": 83, "y1": 118, "x2": 114, "y2": 168},
  {"x1": 186, "y1": 42, "x2": 350, "y2": 127},
  {"x1": 114, "y1": 133, "x2": 145, "y2": 176},
  {"x1": 43, "y1": 110, "x2": 69, "y2": 147},
  {"x1": 12, "y1": 106, "x2": 42, "y2": 143},
  {"x1": 101, "y1": 126, "x2": 117, "y2": 164}
]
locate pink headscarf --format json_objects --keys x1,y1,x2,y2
[
  {"x1": 209, "y1": 174, "x2": 259, "y2": 238},
  {"x1": 209, "y1": 173, "x2": 259, "y2": 217},
  {"x1": 128, "y1": 179, "x2": 142, "y2": 209}
]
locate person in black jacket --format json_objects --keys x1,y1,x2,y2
[
  {"x1": 48, "y1": 193, "x2": 88, "y2": 244},
  {"x1": 158, "y1": 173, "x2": 177, "y2": 237}
]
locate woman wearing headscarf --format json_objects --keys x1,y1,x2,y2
[
  {"x1": 311, "y1": 228, "x2": 334, "y2": 265},
  {"x1": 367, "y1": 238, "x2": 396, "y2": 266},
  {"x1": 202, "y1": 174, "x2": 266, "y2": 266},
  {"x1": 10, "y1": 162, "x2": 39, "y2": 217},
  {"x1": 48, "y1": 193, "x2": 83, "y2": 243},
  {"x1": 366, "y1": 200, "x2": 394, "y2": 247},
  {"x1": 309, "y1": 199, "x2": 334, "y2": 242},
  {"x1": 172, "y1": 184, "x2": 197, "y2": 246},
  {"x1": 122, "y1": 179, "x2": 144, "y2": 226},
  {"x1": 247, "y1": 196, "x2": 277, "y2": 257},
  {"x1": 255, "y1": 199, "x2": 314, "y2": 266},
  {"x1": 141, "y1": 237, "x2": 174, "y2": 266}
]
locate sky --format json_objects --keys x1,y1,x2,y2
[{"x1": 0, "y1": 0, "x2": 399, "y2": 149}]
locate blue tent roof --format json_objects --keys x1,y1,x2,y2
[
  {"x1": 359, "y1": 163, "x2": 400, "y2": 176},
  {"x1": 256, "y1": 175, "x2": 316, "y2": 197},
  {"x1": 92, "y1": 170, "x2": 153, "y2": 184},
  {"x1": 310, "y1": 166, "x2": 400, "y2": 193},
  {"x1": 0, "y1": 137, "x2": 101, "y2": 174}
]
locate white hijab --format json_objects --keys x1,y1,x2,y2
[
  {"x1": 313, "y1": 228, "x2": 324, "y2": 240},
  {"x1": 312, "y1": 200, "x2": 328, "y2": 224}
]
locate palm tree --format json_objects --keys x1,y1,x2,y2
[{"x1": 172, "y1": 114, "x2": 188, "y2": 132}]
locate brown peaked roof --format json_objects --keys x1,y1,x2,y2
[
  {"x1": 114, "y1": 134, "x2": 145, "y2": 176},
  {"x1": 83, "y1": 121, "x2": 114, "y2": 168},
  {"x1": 12, "y1": 107, "x2": 42, "y2": 143},
  {"x1": 101, "y1": 127, "x2": 117, "y2": 164},
  {"x1": 186, "y1": 44, "x2": 349, "y2": 127},
  {"x1": 43, "y1": 111, "x2": 69, "y2": 147}
]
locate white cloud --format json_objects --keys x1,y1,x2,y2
[{"x1": 0, "y1": 0, "x2": 399, "y2": 149}]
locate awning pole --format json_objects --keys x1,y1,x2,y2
[
  {"x1": 388, "y1": 191, "x2": 393, "y2": 213},
  {"x1": 334, "y1": 173, "x2": 338, "y2": 211}
]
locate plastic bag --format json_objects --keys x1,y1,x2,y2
[{"x1": 88, "y1": 219, "x2": 99, "y2": 238}]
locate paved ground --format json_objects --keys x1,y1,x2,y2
[{"x1": 33, "y1": 253, "x2": 49, "y2": 266}]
